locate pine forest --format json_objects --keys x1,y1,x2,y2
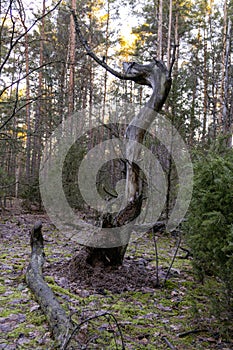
[{"x1": 0, "y1": 0, "x2": 233, "y2": 349}]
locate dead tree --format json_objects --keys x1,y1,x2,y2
[{"x1": 71, "y1": 11, "x2": 176, "y2": 266}]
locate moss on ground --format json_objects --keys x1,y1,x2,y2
[{"x1": 1, "y1": 216, "x2": 232, "y2": 349}]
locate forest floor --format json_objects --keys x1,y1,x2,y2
[{"x1": 0, "y1": 203, "x2": 233, "y2": 349}]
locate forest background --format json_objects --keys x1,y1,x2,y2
[
  {"x1": 0, "y1": 0, "x2": 233, "y2": 348},
  {"x1": 0, "y1": 0, "x2": 232, "y2": 199}
]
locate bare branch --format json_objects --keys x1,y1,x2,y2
[
  {"x1": 0, "y1": 98, "x2": 36, "y2": 130},
  {"x1": 161, "y1": 336, "x2": 177, "y2": 349},
  {"x1": 71, "y1": 9, "x2": 146, "y2": 83},
  {"x1": 0, "y1": 0, "x2": 63, "y2": 73},
  {"x1": 152, "y1": 227, "x2": 160, "y2": 287},
  {"x1": 168, "y1": 44, "x2": 178, "y2": 78},
  {"x1": 0, "y1": 0, "x2": 14, "y2": 41},
  {"x1": 0, "y1": 60, "x2": 62, "y2": 97},
  {"x1": 163, "y1": 233, "x2": 182, "y2": 285},
  {"x1": 62, "y1": 311, "x2": 125, "y2": 350},
  {"x1": 177, "y1": 329, "x2": 208, "y2": 338}
]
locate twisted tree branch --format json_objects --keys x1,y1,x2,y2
[{"x1": 71, "y1": 10, "x2": 147, "y2": 83}]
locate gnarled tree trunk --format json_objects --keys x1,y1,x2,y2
[
  {"x1": 85, "y1": 61, "x2": 172, "y2": 266},
  {"x1": 72, "y1": 11, "x2": 174, "y2": 267}
]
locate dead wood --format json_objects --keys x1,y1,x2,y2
[
  {"x1": 161, "y1": 335, "x2": 177, "y2": 349},
  {"x1": 70, "y1": 10, "x2": 176, "y2": 267},
  {"x1": 177, "y1": 329, "x2": 209, "y2": 338},
  {"x1": 25, "y1": 221, "x2": 74, "y2": 348}
]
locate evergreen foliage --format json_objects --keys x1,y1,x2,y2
[{"x1": 185, "y1": 143, "x2": 233, "y2": 313}]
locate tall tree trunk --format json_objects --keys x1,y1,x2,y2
[
  {"x1": 24, "y1": 31, "x2": 31, "y2": 182},
  {"x1": 164, "y1": 2, "x2": 178, "y2": 221},
  {"x1": 222, "y1": 18, "x2": 231, "y2": 137},
  {"x1": 31, "y1": 0, "x2": 45, "y2": 181},
  {"x1": 208, "y1": 4, "x2": 217, "y2": 139},
  {"x1": 18, "y1": 3, "x2": 31, "y2": 183},
  {"x1": 202, "y1": 27, "x2": 208, "y2": 142},
  {"x1": 56, "y1": 6, "x2": 69, "y2": 126},
  {"x1": 189, "y1": 74, "x2": 198, "y2": 146},
  {"x1": 102, "y1": 0, "x2": 110, "y2": 121},
  {"x1": 219, "y1": 0, "x2": 228, "y2": 130},
  {"x1": 167, "y1": 0, "x2": 173, "y2": 68},
  {"x1": 157, "y1": 0, "x2": 163, "y2": 60},
  {"x1": 68, "y1": 0, "x2": 76, "y2": 118},
  {"x1": 227, "y1": 90, "x2": 233, "y2": 147},
  {"x1": 88, "y1": 62, "x2": 94, "y2": 150}
]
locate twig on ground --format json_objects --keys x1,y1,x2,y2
[
  {"x1": 177, "y1": 329, "x2": 208, "y2": 338},
  {"x1": 163, "y1": 233, "x2": 182, "y2": 285},
  {"x1": 62, "y1": 312, "x2": 125, "y2": 350},
  {"x1": 178, "y1": 246, "x2": 191, "y2": 259},
  {"x1": 161, "y1": 335, "x2": 177, "y2": 349},
  {"x1": 152, "y1": 226, "x2": 160, "y2": 287}
]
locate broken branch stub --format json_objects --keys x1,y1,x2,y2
[{"x1": 71, "y1": 9, "x2": 176, "y2": 87}]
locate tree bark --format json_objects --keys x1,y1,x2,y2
[
  {"x1": 68, "y1": 0, "x2": 76, "y2": 118},
  {"x1": 167, "y1": 0, "x2": 173, "y2": 68},
  {"x1": 71, "y1": 11, "x2": 174, "y2": 266},
  {"x1": 157, "y1": 0, "x2": 163, "y2": 60},
  {"x1": 219, "y1": 0, "x2": 228, "y2": 130},
  {"x1": 86, "y1": 61, "x2": 172, "y2": 266},
  {"x1": 222, "y1": 18, "x2": 231, "y2": 136},
  {"x1": 202, "y1": 27, "x2": 208, "y2": 142},
  {"x1": 17, "y1": 0, "x2": 32, "y2": 183},
  {"x1": 31, "y1": 0, "x2": 45, "y2": 181},
  {"x1": 26, "y1": 221, "x2": 74, "y2": 348}
]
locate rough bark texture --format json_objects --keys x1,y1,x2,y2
[
  {"x1": 86, "y1": 61, "x2": 171, "y2": 266},
  {"x1": 72, "y1": 10, "x2": 174, "y2": 267},
  {"x1": 26, "y1": 221, "x2": 73, "y2": 348},
  {"x1": 86, "y1": 194, "x2": 143, "y2": 266},
  {"x1": 123, "y1": 61, "x2": 171, "y2": 201}
]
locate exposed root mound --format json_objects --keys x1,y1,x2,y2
[{"x1": 53, "y1": 249, "x2": 166, "y2": 294}]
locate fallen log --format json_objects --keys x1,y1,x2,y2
[{"x1": 25, "y1": 221, "x2": 73, "y2": 348}]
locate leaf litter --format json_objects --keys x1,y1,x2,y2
[{"x1": 0, "y1": 211, "x2": 232, "y2": 349}]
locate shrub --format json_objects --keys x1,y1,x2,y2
[{"x1": 184, "y1": 147, "x2": 233, "y2": 310}]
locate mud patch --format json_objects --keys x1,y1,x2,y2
[{"x1": 49, "y1": 249, "x2": 166, "y2": 294}]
